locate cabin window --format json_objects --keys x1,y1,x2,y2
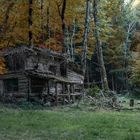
[
  {"x1": 5, "y1": 55, "x2": 24, "y2": 71},
  {"x1": 4, "y1": 78, "x2": 18, "y2": 93},
  {"x1": 49, "y1": 65, "x2": 57, "y2": 75},
  {"x1": 60, "y1": 63, "x2": 67, "y2": 77}
]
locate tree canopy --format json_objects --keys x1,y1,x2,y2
[{"x1": 0, "y1": 0, "x2": 140, "y2": 93}]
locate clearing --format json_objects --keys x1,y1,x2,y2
[{"x1": 0, "y1": 103, "x2": 140, "y2": 140}]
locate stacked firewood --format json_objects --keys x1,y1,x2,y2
[{"x1": 86, "y1": 90, "x2": 121, "y2": 109}]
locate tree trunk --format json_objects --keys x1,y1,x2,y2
[
  {"x1": 123, "y1": 22, "x2": 135, "y2": 91},
  {"x1": 112, "y1": 74, "x2": 115, "y2": 91},
  {"x1": 0, "y1": 2, "x2": 14, "y2": 37},
  {"x1": 46, "y1": 4, "x2": 51, "y2": 48},
  {"x1": 29, "y1": 0, "x2": 33, "y2": 47},
  {"x1": 61, "y1": 0, "x2": 67, "y2": 35},
  {"x1": 40, "y1": 0, "x2": 44, "y2": 42},
  {"x1": 93, "y1": 0, "x2": 109, "y2": 91},
  {"x1": 70, "y1": 19, "x2": 76, "y2": 61},
  {"x1": 61, "y1": 0, "x2": 67, "y2": 53},
  {"x1": 82, "y1": 0, "x2": 90, "y2": 77}
]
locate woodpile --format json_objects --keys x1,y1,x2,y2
[{"x1": 85, "y1": 90, "x2": 121, "y2": 109}]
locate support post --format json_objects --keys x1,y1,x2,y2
[
  {"x1": 68, "y1": 84, "x2": 71, "y2": 103},
  {"x1": 62, "y1": 83, "x2": 66, "y2": 105},
  {"x1": 47, "y1": 80, "x2": 50, "y2": 95},
  {"x1": 72, "y1": 84, "x2": 75, "y2": 102},
  {"x1": 55, "y1": 82, "x2": 58, "y2": 106},
  {"x1": 62, "y1": 83, "x2": 65, "y2": 94},
  {"x1": 28, "y1": 78, "x2": 31, "y2": 101}
]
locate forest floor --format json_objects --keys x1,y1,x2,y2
[{"x1": 0, "y1": 100, "x2": 140, "y2": 140}]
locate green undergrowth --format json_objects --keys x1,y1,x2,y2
[{"x1": 0, "y1": 103, "x2": 140, "y2": 140}]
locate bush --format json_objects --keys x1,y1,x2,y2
[{"x1": 87, "y1": 86, "x2": 101, "y2": 97}]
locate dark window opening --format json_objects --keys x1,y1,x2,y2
[
  {"x1": 49, "y1": 65, "x2": 57, "y2": 75},
  {"x1": 31, "y1": 78, "x2": 46, "y2": 94},
  {"x1": 5, "y1": 54, "x2": 25, "y2": 71},
  {"x1": 60, "y1": 63, "x2": 67, "y2": 77},
  {"x1": 4, "y1": 78, "x2": 18, "y2": 93}
]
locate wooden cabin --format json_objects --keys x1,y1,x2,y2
[{"x1": 0, "y1": 46, "x2": 84, "y2": 105}]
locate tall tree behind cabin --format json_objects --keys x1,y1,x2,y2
[
  {"x1": 29, "y1": 0, "x2": 33, "y2": 47},
  {"x1": 93, "y1": 0, "x2": 109, "y2": 91},
  {"x1": 82, "y1": 0, "x2": 90, "y2": 78}
]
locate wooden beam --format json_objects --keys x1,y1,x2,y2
[
  {"x1": 72, "y1": 84, "x2": 75, "y2": 102},
  {"x1": 68, "y1": 84, "x2": 71, "y2": 103},
  {"x1": 27, "y1": 78, "x2": 31, "y2": 101},
  {"x1": 47, "y1": 80, "x2": 50, "y2": 95},
  {"x1": 55, "y1": 82, "x2": 58, "y2": 106}
]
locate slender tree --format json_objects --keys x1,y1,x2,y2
[
  {"x1": 93, "y1": 0, "x2": 109, "y2": 91},
  {"x1": 82, "y1": 0, "x2": 90, "y2": 77},
  {"x1": 40, "y1": 0, "x2": 44, "y2": 42},
  {"x1": 29, "y1": 0, "x2": 33, "y2": 47},
  {"x1": 61, "y1": 0, "x2": 67, "y2": 35},
  {"x1": 0, "y1": 2, "x2": 14, "y2": 37},
  {"x1": 70, "y1": 19, "x2": 76, "y2": 60},
  {"x1": 123, "y1": 2, "x2": 136, "y2": 91}
]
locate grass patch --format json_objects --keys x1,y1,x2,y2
[{"x1": 0, "y1": 104, "x2": 140, "y2": 140}]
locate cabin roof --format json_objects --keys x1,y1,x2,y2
[
  {"x1": 0, "y1": 46, "x2": 33, "y2": 56},
  {"x1": 0, "y1": 46, "x2": 67, "y2": 59},
  {"x1": 27, "y1": 71, "x2": 78, "y2": 84},
  {"x1": 0, "y1": 45, "x2": 83, "y2": 76}
]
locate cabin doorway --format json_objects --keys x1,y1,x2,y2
[{"x1": 30, "y1": 77, "x2": 46, "y2": 95}]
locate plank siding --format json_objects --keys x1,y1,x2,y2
[
  {"x1": 18, "y1": 76, "x2": 28, "y2": 93},
  {"x1": 67, "y1": 69, "x2": 84, "y2": 84},
  {"x1": 0, "y1": 80, "x2": 4, "y2": 95},
  {"x1": 0, "y1": 72, "x2": 28, "y2": 94}
]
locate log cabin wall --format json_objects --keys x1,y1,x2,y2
[
  {"x1": 4, "y1": 53, "x2": 26, "y2": 72},
  {"x1": 0, "y1": 72, "x2": 28, "y2": 96},
  {"x1": 18, "y1": 75, "x2": 28, "y2": 94},
  {"x1": 0, "y1": 80, "x2": 4, "y2": 96},
  {"x1": 67, "y1": 69, "x2": 84, "y2": 84},
  {"x1": 25, "y1": 54, "x2": 61, "y2": 75}
]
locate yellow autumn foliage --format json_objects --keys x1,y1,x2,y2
[{"x1": 0, "y1": 58, "x2": 6, "y2": 74}]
